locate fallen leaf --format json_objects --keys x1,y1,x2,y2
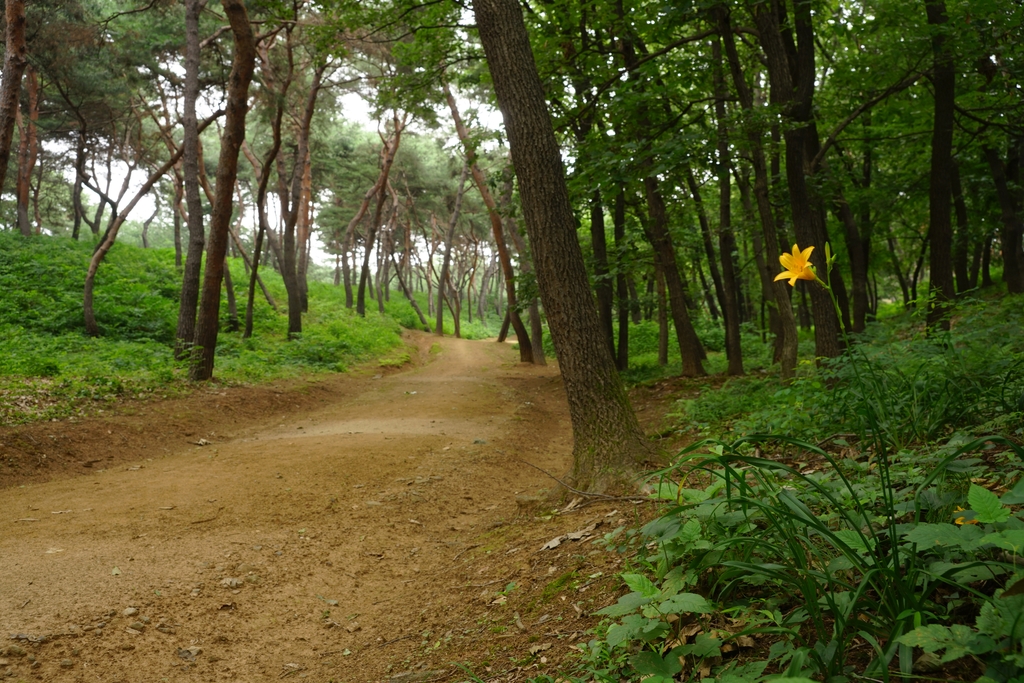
[{"x1": 528, "y1": 643, "x2": 552, "y2": 655}]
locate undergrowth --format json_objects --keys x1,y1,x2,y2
[
  {"x1": 0, "y1": 233, "x2": 405, "y2": 424},
  {"x1": 546, "y1": 293, "x2": 1024, "y2": 683}
]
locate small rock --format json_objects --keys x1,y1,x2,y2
[
  {"x1": 0, "y1": 658, "x2": 7, "y2": 666},
  {"x1": 5, "y1": 646, "x2": 25, "y2": 658},
  {"x1": 140, "y1": 616, "x2": 150, "y2": 624},
  {"x1": 120, "y1": 644, "x2": 135, "y2": 651},
  {"x1": 129, "y1": 622, "x2": 145, "y2": 632},
  {"x1": 344, "y1": 622, "x2": 361, "y2": 633},
  {"x1": 190, "y1": 588, "x2": 201, "y2": 597},
  {"x1": 220, "y1": 577, "x2": 242, "y2": 589},
  {"x1": 60, "y1": 659, "x2": 73, "y2": 669},
  {"x1": 123, "y1": 608, "x2": 138, "y2": 617},
  {"x1": 156, "y1": 624, "x2": 176, "y2": 635},
  {"x1": 235, "y1": 563, "x2": 255, "y2": 574},
  {"x1": 125, "y1": 628, "x2": 141, "y2": 635},
  {"x1": 473, "y1": 439, "x2": 487, "y2": 444}
]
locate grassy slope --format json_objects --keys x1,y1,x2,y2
[{"x1": 0, "y1": 233, "x2": 405, "y2": 424}]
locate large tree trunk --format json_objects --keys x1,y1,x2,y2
[
  {"x1": 189, "y1": 0, "x2": 255, "y2": 381},
  {"x1": 0, "y1": 0, "x2": 27, "y2": 198},
  {"x1": 590, "y1": 191, "x2": 615, "y2": 360},
  {"x1": 15, "y1": 65, "x2": 38, "y2": 237},
  {"x1": 175, "y1": 0, "x2": 207, "y2": 360},
  {"x1": 925, "y1": 0, "x2": 957, "y2": 328},
  {"x1": 752, "y1": 0, "x2": 843, "y2": 360},
  {"x1": 473, "y1": 0, "x2": 649, "y2": 492}
]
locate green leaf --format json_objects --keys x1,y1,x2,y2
[
  {"x1": 980, "y1": 530, "x2": 1024, "y2": 553},
  {"x1": 657, "y1": 592, "x2": 713, "y2": 615},
  {"x1": 903, "y1": 523, "x2": 980, "y2": 550},
  {"x1": 622, "y1": 573, "x2": 660, "y2": 598},
  {"x1": 896, "y1": 624, "x2": 982, "y2": 662},
  {"x1": 630, "y1": 650, "x2": 682, "y2": 678},
  {"x1": 676, "y1": 633, "x2": 721, "y2": 658},
  {"x1": 969, "y1": 484, "x2": 1010, "y2": 523},
  {"x1": 1001, "y1": 478, "x2": 1024, "y2": 505},
  {"x1": 595, "y1": 591, "x2": 651, "y2": 617},
  {"x1": 831, "y1": 529, "x2": 873, "y2": 553}
]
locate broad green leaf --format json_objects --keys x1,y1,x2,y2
[
  {"x1": 606, "y1": 614, "x2": 647, "y2": 647},
  {"x1": 594, "y1": 591, "x2": 650, "y2": 617},
  {"x1": 1001, "y1": 478, "x2": 1024, "y2": 505},
  {"x1": 675, "y1": 633, "x2": 721, "y2": 658},
  {"x1": 622, "y1": 573, "x2": 659, "y2": 598},
  {"x1": 896, "y1": 624, "x2": 981, "y2": 662},
  {"x1": 903, "y1": 523, "x2": 978, "y2": 550},
  {"x1": 969, "y1": 484, "x2": 1010, "y2": 523},
  {"x1": 980, "y1": 530, "x2": 1024, "y2": 553},
  {"x1": 831, "y1": 529, "x2": 873, "y2": 553},
  {"x1": 630, "y1": 650, "x2": 682, "y2": 678},
  {"x1": 657, "y1": 592, "x2": 713, "y2": 614}
]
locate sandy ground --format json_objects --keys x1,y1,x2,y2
[{"x1": 1, "y1": 333, "x2": 658, "y2": 683}]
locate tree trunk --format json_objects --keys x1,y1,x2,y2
[
  {"x1": 356, "y1": 115, "x2": 404, "y2": 316},
  {"x1": 951, "y1": 160, "x2": 971, "y2": 293},
  {"x1": 175, "y1": 0, "x2": 207, "y2": 360},
  {"x1": 84, "y1": 120, "x2": 215, "y2": 335},
  {"x1": 656, "y1": 263, "x2": 668, "y2": 366},
  {"x1": 189, "y1": 0, "x2": 255, "y2": 380},
  {"x1": 924, "y1": 0, "x2": 956, "y2": 329},
  {"x1": 474, "y1": 0, "x2": 649, "y2": 491},
  {"x1": 0, "y1": 0, "x2": 27, "y2": 198},
  {"x1": 718, "y1": 6, "x2": 799, "y2": 378},
  {"x1": 983, "y1": 146, "x2": 1024, "y2": 293},
  {"x1": 590, "y1": 190, "x2": 615, "y2": 359},
  {"x1": 437, "y1": 164, "x2": 469, "y2": 336},
  {"x1": 444, "y1": 83, "x2": 533, "y2": 362},
  {"x1": 281, "y1": 65, "x2": 325, "y2": 334},
  {"x1": 15, "y1": 65, "x2": 38, "y2": 237},
  {"x1": 712, "y1": 37, "x2": 743, "y2": 375},
  {"x1": 751, "y1": 0, "x2": 842, "y2": 360},
  {"x1": 614, "y1": 190, "x2": 629, "y2": 371}
]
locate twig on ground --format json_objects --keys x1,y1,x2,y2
[
  {"x1": 453, "y1": 543, "x2": 481, "y2": 561},
  {"x1": 190, "y1": 506, "x2": 224, "y2": 524},
  {"x1": 503, "y1": 452, "x2": 647, "y2": 502}
]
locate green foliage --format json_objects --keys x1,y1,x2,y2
[
  {"x1": 0, "y1": 235, "x2": 405, "y2": 424},
  {"x1": 678, "y1": 297, "x2": 1024, "y2": 445}
]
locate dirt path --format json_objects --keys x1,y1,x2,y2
[{"x1": 0, "y1": 333, "x2": 640, "y2": 683}]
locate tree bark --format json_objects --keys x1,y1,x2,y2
[
  {"x1": 614, "y1": 190, "x2": 629, "y2": 371},
  {"x1": 925, "y1": 0, "x2": 956, "y2": 329},
  {"x1": 189, "y1": 0, "x2": 255, "y2": 381},
  {"x1": 590, "y1": 190, "x2": 615, "y2": 360},
  {"x1": 15, "y1": 65, "x2": 38, "y2": 237},
  {"x1": 712, "y1": 37, "x2": 743, "y2": 375},
  {"x1": 473, "y1": 0, "x2": 649, "y2": 491},
  {"x1": 751, "y1": 0, "x2": 843, "y2": 359},
  {"x1": 0, "y1": 0, "x2": 27, "y2": 198},
  {"x1": 175, "y1": 0, "x2": 208, "y2": 360}
]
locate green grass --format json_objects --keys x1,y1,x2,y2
[{"x1": 0, "y1": 232, "x2": 406, "y2": 424}]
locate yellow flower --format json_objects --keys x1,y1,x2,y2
[
  {"x1": 775, "y1": 244, "x2": 817, "y2": 286},
  {"x1": 953, "y1": 506, "x2": 978, "y2": 526}
]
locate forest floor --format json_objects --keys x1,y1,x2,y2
[{"x1": 0, "y1": 331, "x2": 686, "y2": 683}]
